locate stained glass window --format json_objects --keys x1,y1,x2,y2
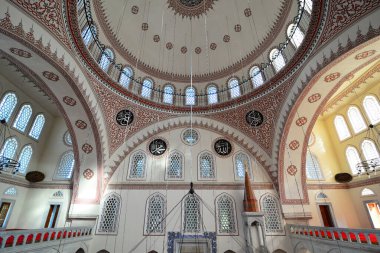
[
  {"x1": 119, "y1": 67, "x2": 132, "y2": 89},
  {"x1": 235, "y1": 152, "x2": 251, "y2": 180},
  {"x1": 18, "y1": 145, "x2": 33, "y2": 174},
  {"x1": 163, "y1": 84, "x2": 174, "y2": 104},
  {"x1": 0, "y1": 92, "x2": 18, "y2": 122},
  {"x1": 228, "y1": 78, "x2": 241, "y2": 98},
  {"x1": 0, "y1": 137, "x2": 18, "y2": 160},
  {"x1": 141, "y1": 79, "x2": 153, "y2": 98},
  {"x1": 29, "y1": 114, "x2": 45, "y2": 140},
  {"x1": 347, "y1": 106, "x2": 367, "y2": 133},
  {"x1": 82, "y1": 25, "x2": 96, "y2": 46},
  {"x1": 13, "y1": 104, "x2": 32, "y2": 132},
  {"x1": 261, "y1": 194, "x2": 283, "y2": 234},
  {"x1": 128, "y1": 151, "x2": 146, "y2": 179},
  {"x1": 306, "y1": 151, "x2": 323, "y2": 180},
  {"x1": 98, "y1": 193, "x2": 121, "y2": 234},
  {"x1": 183, "y1": 194, "x2": 200, "y2": 233},
  {"x1": 207, "y1": 85, "x2": 218, "y2": 104},
  {"x1": 167, "y1": 151, "x2": 183, "y2": 179},
  {"x1": 4, "y1": 187, "x2": 17, "y2": 196},
  {"x1": 362, "y1": 140, "x2": 380, "y2": 161},
  {"x1": 363, "y1": 95, "x2": 380, "y2": 125},
  {"x1": 145, "y1": 193, "x2": 165, "y2": 234},
  {"x1": 216, "y1": 194, "x2": 237, "y2": 234},
  {"x1": 346, "y1": 146, "x2": 361, "y2": 175},
  {"x1": 287, "y1": 24, "x2": 304, "y2": 48},
  {"x1": 185, "y1": 87, "x2": 196, "y2": 105},
  {"x1": 55, "y1": 151, "x2": 75, "y2": 179},
  {"x1": 270, "y1": 48, "x2": 286, "y2": 72},
  {"x1": 199, "y1": 152, "x2": 215, "y2": 179},
  {"x1": 99, "y1": 48, "x2": 114, "y2": 72},
  {"x1": 334, "y1": 115, "x2": 351, "y2": 141},
  {"x1": 250, "y1": 66, "x2": 264, "y2": 88}
]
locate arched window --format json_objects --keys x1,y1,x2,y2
[
  {"x1": 234, "y1": 152, "x2": 251, "y2": 180},
  {"x1": 97, "y1": 193, "x2": 121, "y2": 234},
  {"x1": 55, "y1": 151, "x2": 75, "y2": 180},
  {"x1": 18, "y1": 145, "x2": 33, "y2": 174},
  {"x1": 300, "y1": 0, "x2": 313, "y2": 14},
  {"x1": 346, "y1": 146, "x2": 361, "y2": 175},
  {"x1": 261, "y1": 194, "x2": 283, "y2": 234},
  {"x1": 0, "y1": 137, "x2": 18, "y2": 159},
  {"x1": 0, "y1": 92, "x2": 18, "y2": 122},
  {"x1": 166, "y1": 151, "x2": 184, "y2": 180},
  {"x1": 334, "y1": 115, "x2": 351, "y2": 141},
  {"x1": 128, "y1": 151, "x2": 146, "y2": 179},
  {"x1": 185, "y1": 87, "x2": 196, "y2": 105},
  {"x1": 347, "y1": 106, "x2": 367, "y2": 133},
  {"x1": 250, "y1": 66, "x2": 264, "y2": 88},
  {"x1": 64, "y1": 131, "x2": 72, "y2": 146},
  {"x1": 361, "y1": 188, "x2": 375, "y2": 196},
  {"x1": 119, "y1": 67, "x2": 132, "y2": 89},
  {"x1": 163, "y1": 84, "x2": 174, "y2": 104},
  {"x1": 145, "y1": 193, "x2": 166, "y2": 235},
  {"x1": 228, "y1": 78, "x2": 241, "y2": 98},
  {"x1": 362, "y1": 140, "x2": 380, "y2": 161},
  {"x1": 216, "y1": 194, "x2": 237, "y2": 234},
  {"x1": 13, "y1": 104, "x2": 32, "y2": 132},
  {"x1": 305, "y1": 151, "x2": 323, "y2": 180},
  {"x1": 29, "y1": 114, "x2": 45, "y2": 140},
  {"x1": 287, "y1": 24, "x2": 304, "y2": 48},
  {"x1": 141, "y1": 78, "x2": 153, "y2": 98},
  {"x1": 363, "y1": 95, "x2": 380, "y2": 125},
  {"x1": 99, "y1": 48, "x2": 114, "y2": 72},
  {"x1": 198, "y1": 151, "x2": 215, "y2": 179},
  {"x1": 82, "y1": 25, "x2": 96, "y2": 46},
  {"x1": 4, "y1": 187, "x2": 17, "y2": 196},
  {"x1": 316, "y1": 192, "x2": 328, "y2": 200},
  {"x1": 270, "y1": 48, "x2": 286, "y2": 72},
  {"x1": 207, "y1": 85, "x2": 218, "y2": 104},
  {"x1": 52, "y1": 191, "x2": 63, "y2": 198},
  {"x1": 183, "y1": 194, "x2": 201, "y2": 233}
]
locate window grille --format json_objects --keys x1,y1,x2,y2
[
  {"x1": 145, "y1": 193, "x2": 165, "y2": 234},
  {"x1": 99, "y1": 48, "x2": 113, "y2": 72},
  {"x1": 250, "y1": 66, "x2": 264, "y2": 88},
  {"x1": 167, "y1": 151, "x2": 183, "y2": 179},
  {"x1": 207, "y1": 85, "x2": 218, "y2": 104},
  {"x1": 347, "y1": 106, "x2": 367, "y2": 133},
  {"x1": 4, "y1": 187, "x2": 16, "y2": 196},
  {"x1": 12, "y1": 104, "x2": 32, "y2": 132},
  {"x1": 361, "y1": 188, "x2": 375, "y2": 196},
  {"x1": 185, "y1": 87, "x2": 196, "y2": 105},
  {"x1": 270, "y1": 49, "x2": 286, "y2": 72},
  {"x1": 81, "y1": 25, "x2": 96, "y2": 46},
  {"x1": 362, "y1": 140, "x2": 380, "y2": 161},
  {"x1": 346, "y1": 146, "x2": 361, "y2": 175},
  {"x1": 183, "y1": 195, "x2": 201, "y2": 233},
  {"x1": 55, "y1": 151, "x2": 75, "y2": 179},
  {"x1": 199, "y1": 152, "x2": 215, "y2": 179},
  {"x1": 64, "y1": 131, "x2": 72, "y2": 146},
  {"x1": 316, "y1": 192, "x2": 328, "y2": 200},
  {"x1": 216, "y1": 194, "x2": 237, "y2": 234},
  {"x1": 334, "y1": 115, "x2": 351, "y2": 141},
  {"x1": 300, "y1": 0, "x2": 313, "y2": 14},
  {"x1": 305, "y1": 151, "x2": 323, "y2": 180},
  {"x1": 29, "y1": 114, "x2": 45, "y2": 140},
  {"x1": 287, "y1": 24, "x2": 304, "y2": 48},
  {"x1": 261, "y1": 194, "x2": 283, "y2": 234},
  {"x1": 235, "y1": 152, "x2": 251, "y2": 180},
  {"x1": 163, "y1": 85, "x2": 174, "y2": 104},
  {"x1": 0, "y1": 137, "x2": 18, "y2": 160},
  {"x1": 52, "y1": 191, "x2": 63, "y2": 198},
  {"x1": 98, "y1": 193, "x2": 121, "y2": 233},
  {"x1": 363, "y1": 95, "x2": 380, "y2": 125},
  {"x1": 182, "y1": 129, "x2": 199, "y2": 145},
  {"x1": 119, "y1": 67, "x2": 132, "y2": 89},
  {"x1": 0, "y1": 92, "x2": 18, "y2": 122},
  {"x1": 141, "y1": 79, "x2": 153, "y2": 98},
  {"x1": 18, "y1": 145, "x2": 33, "y2": 174},
  {"x1": 228, "y1": 78, "x2": 241, "y2": 98},
  {"x1": 128, "y1": 151, "x2": 146, "y2": 179}
]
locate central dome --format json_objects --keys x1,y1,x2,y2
[{"x1": 168, "y1": 0, "x2": 217, "y2": 19}]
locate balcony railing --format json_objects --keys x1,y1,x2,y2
[
  {"x1": 0, "y1": 226, "x2": 93, "y2": 250},
  {"x1": 288, "y1": 224, "x2": 379, "y2": 252}
]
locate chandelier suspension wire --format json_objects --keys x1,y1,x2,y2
[{"x1": 233, "y1": 0, "x2": 248, "y2": 85}]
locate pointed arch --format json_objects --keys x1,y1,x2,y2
[
  {"x1": 52, "y1": 191, "x2": 64, "y2": 198},
  {"x1": 4, "y1": 187, "x2": 17, "y2": 196},
  {"x1": 363, "y1": 95, "x2": 380, "y2": 124},
  {"x1": 144, "y1": 193, "x2": 166, "y2": 235},
  {"x1": 305, "y1": 151, "x2": 323, "y2": 180},
  {"x1": 54, "y1": 151, "x2": 75, "y2": 180},
  {"x1": 82, "y1": 25, "x2": 96, "y2": 46},
  {"x1": 287, "y1": 24, "x2": 304, "y2": 48},
  {"x1": 141, "y1": 78, "x2": 153, "y2": 99},
  {"x1": 250, "y1": 66, "x2": 264, "y2": 88},
  {"x1": 234, "y1": 152, "x2": 252, "y2": 180},
  {"x1": 270, "y1": 48, "x2": 286, "y2": 72},
  {"x1": 347, "y1": 106, "x2": 367, "y2": 133},
  {"x1": 18, "y1": 144, "x2": 33, "y2": 174},
  {"x1": 166, "y1": 150, "x2": 184, "y2": 180},
  {"x1": 119, "y1": 66, "x2": 133, "y2": 89},
  {"x1": 215, "y1": 193, "x2": 238, "y2": 235},
  {"x1": 334, "y1": 115, "x2": 351, "y2": 141},
  {"x1": 128, "y1": 150, "x2": 147, "y2": 179},
  {"x1": 28, "y1": 114, "x2": 45, "y2": 140},
  {"x1": 228, "y1": 78, "x2": 241, "y2": 98},
  {"x1": 207, "y1": 84, "x2": 218, "y2": 104},
  {"x1": 0, "y1": 92, "x2": 18, "y2": 122},
  {"x1": 260, "y1": 194, "x2": 284, "y2": 235},
  {"x1": 0, "y1": 137, "x2": 18, "y2": 160},
  {"x1": 97, "y1": 192, "x2": 121, "y2": 234},
  {"x1": 12, "y1": 104, "x2": 33, "y2": 132},
  {"x1": 163, "y1": 84, "x2": 174, "y2": 104},
  {"x1": 183, "y1": 194, "x2": 201, "y2": 233},
  {"x1": 99, "y1": 48, "x2": 114, "y2": 72},
  {"x1": 361, "y1": 139, "x2": 380, "y2": 161},
  {"x1": 345, "y1": 146, "x2": 361, "y2": 175},
  {"x1": 316, "y1": 192, "x2": 328, "y2": 200},
  {"x1": 198, "y1": 151, "x2": 216, "y2": 180},
  {"x1": 185, "y1": 86, "x2": 196, "y2": 105}
]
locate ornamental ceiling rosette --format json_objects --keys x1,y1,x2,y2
[{"x1": 167, "y1": 0, "x2": 217, "y2": 19}]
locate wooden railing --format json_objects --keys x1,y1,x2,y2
[{"x1": 0, "y1": 226, "x2": 92, "y2": 249}]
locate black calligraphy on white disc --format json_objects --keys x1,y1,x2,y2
[
  {"x1": 149, "y1": 139, "x2": 167, "y2": 156},
  {"x1": 214, "y1": 139, "x2": 232, "y2": 156},
  {"x1": 116, "y1": 110, "x2": 134, "y2": 126},
  {"x1": 246, "y1": 110, "x2": 264, "y2": 127}
]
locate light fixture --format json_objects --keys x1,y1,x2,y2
[
  {"x1": 356, "y1": 124, "x2": 380, "y2": 177},
  {"x1": 0, "y1": 119, "x2": 20, "y2": 175}
]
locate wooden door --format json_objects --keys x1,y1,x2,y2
[
  {"x1": 319, "y1": 204, "x2": 335, "y2": 227},
  {"x1": 0, "y1": 202, "x2": 11, "y2": 227}
]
